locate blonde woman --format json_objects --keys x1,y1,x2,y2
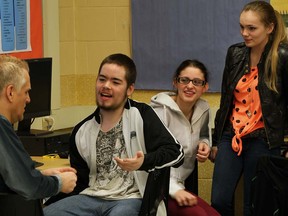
[{"x1": 210, "y1": 1, "x2": 288, "y2": 215}]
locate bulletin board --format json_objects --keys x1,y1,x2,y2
[
  {"x1": 0, "y1": 0, "x2": 43, "y2": 58},
  {"x1": 131, "y1": 0, "x2": 270, "y2": 92}
]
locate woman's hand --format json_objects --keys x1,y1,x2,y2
[
  {"x1": 197, "y1": 142, "x2": 210, "y2": 162},
  {"x1": 174, "y1": 189, "x2": 198, "y2": 207}
]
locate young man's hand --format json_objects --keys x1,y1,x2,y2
[{"x1": 114, "y1": 151, "x2": 144, "y2": 171}]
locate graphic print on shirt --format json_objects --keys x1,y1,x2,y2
[{"x1": 95, "y1": 118, "x2": 139, "y2": 196}]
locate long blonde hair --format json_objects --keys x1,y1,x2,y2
[{"x1": 242, "y1": 1, "x2": 288, "y2": 92}]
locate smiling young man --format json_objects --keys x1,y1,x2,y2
[
  {"x1": 0, "y1": 55, "x2": 77, "y2": 201},
  {"x1": 44, "y1": 53, "x2": 184, "y2": 216}
]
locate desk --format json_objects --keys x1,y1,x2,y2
[
  {"x1": 31, "y1": 156, "x2": 70, "y2": 170},
  {"x1": 20, "y1": 128, "x2": 72, "y2": 156}
]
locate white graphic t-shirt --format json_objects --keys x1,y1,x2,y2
[{"x1": 92, "y1": 118, "x2": 141, "y2": 199}]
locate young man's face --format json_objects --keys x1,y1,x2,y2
[{"x1": 96, "y1": 63, "x2": 134, "y2": 112}]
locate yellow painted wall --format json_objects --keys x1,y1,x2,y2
[
  {"x1": 58, "y1": 0, "x2": 221, "y2": 107},
  {"x1": 271, "y1": 0, "x2": 288, "y2": 11}
]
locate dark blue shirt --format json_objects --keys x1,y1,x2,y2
[{"x1": 0, "y1": 115, "x2": 59, "y2": 199}]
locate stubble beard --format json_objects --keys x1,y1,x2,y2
[{"x1": 96, "y1": 97, "x2": 127, "y2": 112}]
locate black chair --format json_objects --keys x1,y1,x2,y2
[
  {"x1": 185, "y1": 161, "x2": 198, "y2": 195},
  {"x1": 0, "y1": 193, "x2": 43, "y2": 216},
  {"x1": 251, "y1": 155, "x2": 288, "y2": 216}
]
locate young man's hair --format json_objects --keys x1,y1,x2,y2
[
  {"x1": 98, "y1": 53, "x2": 137, "y2": 87},
  {"x1": 0, "y1": 55, "x2": 29, "y2": 92}
]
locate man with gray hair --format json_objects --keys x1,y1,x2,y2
[{"x1": 0, "y1": 55, "x2": 77, "y2": 200}]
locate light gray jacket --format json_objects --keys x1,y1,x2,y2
[{"x1": 151, "y1": 92, "x2": 210, "y2": 197}]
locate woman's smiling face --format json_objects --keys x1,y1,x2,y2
[{"x1": 174, "y1": 66, "x2": 208, "y2": 105}]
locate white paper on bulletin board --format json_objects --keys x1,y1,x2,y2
[{"x1": 0, "y1": 0, "x2": 31, "y2": 54}]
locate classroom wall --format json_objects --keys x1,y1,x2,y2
[
  {"x1": 57, "y1": 0, "x2": 221, "y2": 122},
  {"x1": 37, "y1": 0, "x2": 221, "y2": 204}
]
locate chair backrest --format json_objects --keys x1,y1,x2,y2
[
  {"x1": 139, "y1": 167, "x2": 171, "y2": 216},
  {"x1": 185, "y1": 161, "x2": 198, "y2": 195},
  {"x1": 251, "y1": 155, "x2": 288, "y2": 216},
  {"x1": 0, "y1": 193, "x2": 43, "y2": 216}
]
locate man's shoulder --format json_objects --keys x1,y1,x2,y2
[
  {"x1": 72, "y1": 111, "x2": 98, "y2": 135},
  {"x1": 0, "y1": 115, "x2": 10, "y2": 124},
  {"x1": 0, "y1": 115, "x2": 14, "y2": 134},
  {"x1": 126, "y1": 99, "x2": 151, "y2": 111},
  {"x1": 125, "y1": 99, "x2": 157, "y2": 122}
]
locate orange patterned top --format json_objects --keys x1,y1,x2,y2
[{"x1": 230, "y1": 67, "x2": 264, "y2": 155}]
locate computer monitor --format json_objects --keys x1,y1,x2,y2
[{"x1": 17, "y1": 57, "x2": 53, "y2": 136}]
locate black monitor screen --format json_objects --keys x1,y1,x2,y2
[{"x1": 17, "y1": 57, "x2": 52, "y2": 136}]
